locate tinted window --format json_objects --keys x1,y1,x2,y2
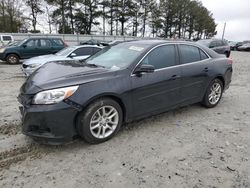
[
  {"x1": 52, "y1": 39, "x2": 64, "y2": 46},
  {"x1": 40, "y1": 39, "x2": 52, "y2": 47},
  {"x1": 73, "y1": 47, "x2": 93, "y2": 56},
  {"x1": 200, "y1": 49, "x2": 209, "y2": 60},
  {"x1": 2, "y1": 36, "x2": 12, "y2": 41},
  {"x1": 142, "y1": 45, "x2": 176, "y2": 69},
  {"x1": 179, "y1": 45, "x2": 201, "y2": 64},
  {"x1": 26, "y1": 39, "x2": 39, "y2": 47}
]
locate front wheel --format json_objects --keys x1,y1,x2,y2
[
  {"x1": 6, "y1": 54, "x2": 19, "y2": 64},
  {"x1": 77, "y1": 98, "x2": 123, "y2": 144},
  {"x1": 202, "y1": 79, "x2": 224, "y2": 108}
]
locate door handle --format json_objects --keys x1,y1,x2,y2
[
  {"x1": 171, "y1": 75, "x2": 180, "y2": 80},
  {"x1": 203, "y1": 67, "x2": 209, "y2": 72}
]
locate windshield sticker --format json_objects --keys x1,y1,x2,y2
[{"x1": 129, "y1": 46, "x2": 144, "y2": 52}]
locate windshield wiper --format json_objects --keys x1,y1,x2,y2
[{"x1": 86, "y1": 63, "x2": 106, "y2": 68}]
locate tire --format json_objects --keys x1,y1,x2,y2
[
  {"x1": 202, "y1": 79, "x2": 224, "y2": 108},
  {"x1": 77, "y1": 98, "x2": 123, "y2": 144},
  {"x1": 6, "y1": 54, "x2": 19, "y2": 64}
]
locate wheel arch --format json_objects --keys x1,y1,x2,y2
[
  {"x1": 80, "y1": 93, "x2": 127, "y2": 123},
  {"x1": 213, "y1": 75, "x2": 225, "y2": 89},
  {"x1": 5, "y1": 52, "x2": 20, "y2": 60}
]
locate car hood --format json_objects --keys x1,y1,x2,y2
[
  {"x1": 21, "y1": 60, "x2": 112, "y2": 94},
  {"x1": 23, "y1": 54, "x2": 66, "y2": 65}
]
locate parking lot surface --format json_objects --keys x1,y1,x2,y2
[{"x1": 0, "y1": 51, "x2": 250, "y2": 187}]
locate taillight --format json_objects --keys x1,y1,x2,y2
[{"x1": 228, "y1": 58, "x2": 233, "y2": 64}]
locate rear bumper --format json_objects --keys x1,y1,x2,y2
[
  {"x1": 224, "y1": 67, "x2": 233, "y2": 90},
  {"x1": 19, "y1": 103, "x2": 79, "y2": 144}
]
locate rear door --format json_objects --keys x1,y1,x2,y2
[
  {"x1": 178, "y1": 44, "x2": 211, "y2": 103},
  {"x1": 39, "y1": 39, "x2": 54, "y2": 55},
  {"x1": 130, "y1": 44, "x2": 182, "y2": 118}
]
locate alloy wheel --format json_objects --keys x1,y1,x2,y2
[
  {"x1": 208, "y1": 82, "x2": 222, "y2": 105},
  {"x1": 90, "y1": 106, "x2": 119, "y2": 139}
]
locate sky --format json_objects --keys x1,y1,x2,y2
[{"x1": 201, "y1": 0, "x2": 250, "y2": 41}]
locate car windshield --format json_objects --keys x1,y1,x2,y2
[
  {"x1": 18, "y1": 38, "x2": 29, "y2": 46},
  {"x1": 85, "y1": 43, "x2": 147, "y2": 70},
  {"x1": 56, "y1": 47, "x2": 75, "y2": 56}
]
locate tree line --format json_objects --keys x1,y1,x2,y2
[{"x1": 0, "y1": 0, "x2": 217, "y2": 40}]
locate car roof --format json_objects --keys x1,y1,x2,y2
[{"x1": 120, "y1": 39, "x2": 200, "y2": 47}]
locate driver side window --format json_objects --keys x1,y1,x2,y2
[{"x1": 141, "y1": 45, "x2": 176, "y2": 69}]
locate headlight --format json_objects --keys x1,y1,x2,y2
[
  {"x1": 0, "y1": 48, "x2": 5, "y2": 53},
  {"x1": 32, "y1": 86, "x2": 79, "y2": 104}
]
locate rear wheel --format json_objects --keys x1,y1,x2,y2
[
  {"x1": 6, "y1": 54, "x2": 19, "y2": 64},
  {"x1": 77, "y1": 98, "x2": 123, "y2": 144},
  {"x1": 202, "y1": 79, "x2": 224, "y2": 108}
]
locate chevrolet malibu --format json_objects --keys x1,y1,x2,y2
[{"x1": 18, "y1": 40, "x2": 233, "y2": 144}]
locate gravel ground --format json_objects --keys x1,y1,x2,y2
[{"x1": 0, "y1": 51, "x2": 250, "y2": 187}]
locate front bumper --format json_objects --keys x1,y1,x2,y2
[
  {"x1": 21, "y1": 65, "x2": 36, "y2": 76},
  {"x1": 0, "y1": 53, "x2": 5, "y2": 61},
  {"x1": 19, "y1": 102, "x2": 79, "y2": 144}
]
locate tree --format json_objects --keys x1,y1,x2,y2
[
  {"x1": 45, "y1": 0, "x2": 68, "y2": 34},
  {"x1": 74, "y1": 0, "x2": 102, "y2": 34},
  {"x1": 26, "y1": 0, "x2": 43, "y2": 32},
  {"x1": 0, "y1": 0, "x2": 27, "y2": 32}
]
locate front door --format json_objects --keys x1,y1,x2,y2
[
  {"x1": 130, "y1": 44, "x2": 182, "y2": 118},
  {"x1": 20, "y1": 39, "x2": 40, "y2": 59}
]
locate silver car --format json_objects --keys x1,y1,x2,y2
[{"x1": 22, "y1": 45, "x2": 103, "y2": 76}]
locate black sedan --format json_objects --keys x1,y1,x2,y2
[{"x1": 18, "y1": 40, "x2": 233, "y2": 144}]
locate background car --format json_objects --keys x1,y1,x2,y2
[
  {"x1": 0, "y1": 35, "x2": 14, "y2": 47},
  {"x1": 22, "y1": 45, "x2": 103, "y2": 76},
  {"x1": 0, "y1": 37, "x2": 67, "y2": 64},
  {"x1": 237, "y1": 43, "x2": 250, "y2": 51},
  {"x1": 197, "y1": 39, "x2": 231, "y2": 57},
  {"x1": 18, "y1": 40, "x2": 233, "y2": 144}
]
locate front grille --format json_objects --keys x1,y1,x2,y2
[{"x1": 22, "y1": 64, "x2": 28, "y2": 68}]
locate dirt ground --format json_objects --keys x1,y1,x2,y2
[{"x1": 0, "y1": 51, "x2": 250, "y2": 188}]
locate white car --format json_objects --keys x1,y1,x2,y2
[
  {"x1": 22, "y1": 45, "x2": 103, "y2": 76},
  {"x1": 0, "y1": 35, "x2": 14, "y2": 47}
]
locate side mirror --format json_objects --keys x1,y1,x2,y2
[
  {"x1": 134, "y1": 64, "x2": 155, "y2": 76},
  {"x1": 22, "y1": 44, "x2": 27, "y2": 48},
  {"x1": 69, "y1": 53, "x2": 76, "y2": 58}
]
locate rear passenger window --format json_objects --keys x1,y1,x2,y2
[
  {"x1": 40, "y1": 39, "x2": 51, "y2": 47},
  {"x1": 52, "y1": 39, "x2": 64, "y2": 46},
  {"x1": 142, "y1": 45, "x2": 176, "y2": 69},
  {"x1": 179, "y1": 45, "x2": 201, "y2": 64}
]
